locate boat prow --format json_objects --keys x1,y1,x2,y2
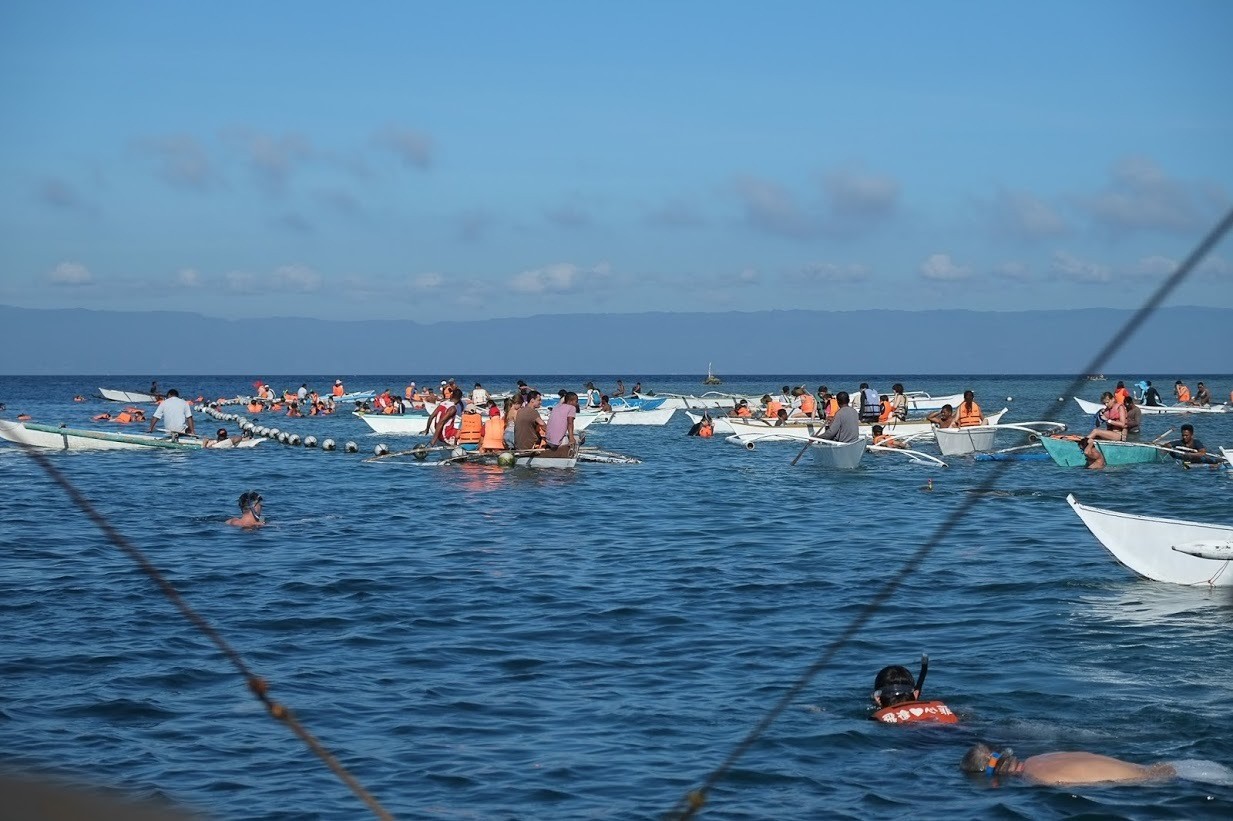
[{"x1": 1067, "y1": 494, "x2": 1233, "y2": 586}]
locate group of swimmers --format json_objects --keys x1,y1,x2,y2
[{"x1": 870, "y1": 658, "x2": 1186, "y2": 786}]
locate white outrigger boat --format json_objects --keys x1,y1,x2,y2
[
  {"x1": 602, "y1": 406, "x2": 675, "y2": 426},
  {"x1": 1067, "y1": 494, "x2": 1232, "y2": 586},
  {"x1": 1074, "y1": 397, "x2": 1228, "y2": 416},
  {"x1": 693, "y1": 408, "x2": 1009, "y2": 442},
  {"x1": 803, "y1": 437, "x2": 867, "y2": 469},
  {"x1": 1222, "y1": 447, "x2": 1233, "y2": 469},
  {"x1": 0, "y1": 420, "x2": 260, "y2": 451},
  {"x1": 934, "y1": 420, "x2": 1066, "y2": 457},
  {"x1": 99, "y1": 387, "x2": 157, "y2": 403}
]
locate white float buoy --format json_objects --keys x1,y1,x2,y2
[
  {"x1": 288, "y1": 434, "x2": 301, "y2": 446},
  {"x1": 303, "y1": 435, "x2": 317, "y2": 448},
  {"x1": 268, "y1": 428, "x2": 280, "y2": 437},
  {"x1": 374, "y1": 443, "x2": 389, "y2": 456},
  {"x1": 322, "y1": 438, "x2": 336, "y2": 451},
  {"x1": 345, "y1": 441, "x2": 358, "y2": 453},
  {"x1": 277, "y1": 432, "x2": 289, "y2": 444}
]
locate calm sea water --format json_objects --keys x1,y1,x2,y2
[{"x1": 2, "y1": 374, "x2": 1232, "y2": 820}]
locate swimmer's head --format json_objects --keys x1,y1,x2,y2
[
  {"x1": 238, "y1": 491, "x2": 263, "y2": 513},
  {"x1": 960, "y1": 743, "x2": 1015, "y2": 777},
  {"x1": 872, "y1": 665, "x2": 917, "y2": 707}
]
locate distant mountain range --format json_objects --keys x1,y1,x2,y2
[{"x1": 1, "y1": 304, "x2": 1229, "y2": 375}]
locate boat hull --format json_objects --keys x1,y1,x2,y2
[
  {"x1": 806, "y1": 437, "x2": 867, "y2": 469},
  {"x1": 1040, "y1": 436, "x2": 1167, "y2": 467},
  {"x1": 1067, "y1": 494, "x2": 1232, "y2": 586},
  {"x1": 706, "y1": 408, "x2": 1008, "y2": 442},
  {"x1": 934, "y1": 426, "x2": 999, "y2": 456},
  {"x1": 1074, "y1": 397, "x2": 1228, "y2": 415},
  {"x1": 99, "y1": 388, "x2": 157, "y2": 403},
  {"x1": 1, "y1": 420, "x2": 198, "y2": 451}
]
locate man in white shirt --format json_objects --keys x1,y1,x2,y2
[
  {"x1": 149, "y1": 389, "x2": 195, "y2": 436},
  {"x1": 471, "y1": 382, "x2": 489, "y2": 406}
]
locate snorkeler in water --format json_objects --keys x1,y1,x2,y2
[
  {"x1": 962, "y1": 742, "x2": 1177, "y2": 786},
  {"x1": 869, "y1": 655, "x2": 958, "y2": 725},
  {"x1": 226, "y1": 491, "x2": 265, "y2": 528}
]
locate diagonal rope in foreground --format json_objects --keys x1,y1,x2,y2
[
  {"x1": 666, "y1": 205, "x2": 1233, "y2": 820},
  {"x1": 15, "y1": 443, "x2": 396, "y2": 821}
]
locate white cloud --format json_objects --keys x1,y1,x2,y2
[
  {"x1": 225, "y1": 271, "x2": 258, "y2": 293},
  {"x1": 733, "y1": 175, "x2": 812, "y2": 239},
  {"x1": 990, "y1": 188, "x2": 1068, "y2": 239},
  {"x1": 510, "y1": 262, "x2": 580, "y2": 294},
  {"x1": 1079, "y1": 156, "x2": 1228, "y2": 235},
  {"x1": 413, "y1": 272, "x2": 444, "y2": 290},
  {"x1": 919, "y1": 253, "x2": 970, "y2": 281},
  {"x1": 178, "y1": 268, "x2": 201, "y2": 287},
  {"x1": 48, "y1": 262, "x2": 93, "y2": 286},
  {"x1": 272, "y1": 264, "x2": 322, "y2": 292},
  {"x1": 1050, "y1": 251, "x2": 1111, "y2": 282}
]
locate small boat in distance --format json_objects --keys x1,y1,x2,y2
[{"x1": 703, "y1": 363, "x2": 722, "y2": 386}]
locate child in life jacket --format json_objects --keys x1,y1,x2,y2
[{"x1": 869, "y1": 656, "x2": 958, "y2": 725}]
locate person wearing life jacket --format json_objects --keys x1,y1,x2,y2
[
  {"x1": 858, "y1": 383, "x2": 881, "y2": 423},
  {"x1": 698, "y1": 417, "x2": 714, "y2": 438},
  {"x1": 869, "y1": 657, "x2": 957, "y2": 725},
  {"x1": 456, "y1": 404, "x2": 485, "y2": 450},
  {"x1": 332, "y1": 380, "x2": 345, "y2": 398},
  {"x1": 115, "y1": 409, "x2": 134, "y2": 424},
  {"x1": 763, "y1": 394, "x2": 783, "y2": 421},
  {"x1": 956, "y1": 390, "x2": 983, "y2": 427},
  {"x1": 479, "y1": 405, "x2": 507, "y2": 452},
  {"x1": 1114, "y1": 381, "x2": 1129, "y2": 404},
  {"x1": 878, "y1": 395, "x2": 893, "y2": 423},
  {"x1": 1174, "y1": 380, "x2": 1191, "y2": 404},
  {"x1": 795, "y1": 389, "x2": 817, "y2": 419},
  {"x1": 870, "y1": 424, "x2": 907, "y2": 449},
  {"x1": 729, "y1": 399, "x2": 752, "y2": 418},
  {"x1": 405, "y1": 382, "x2": 417, "y2": 401},
  {"x1": 247, "y1": 400, "x2": 263, "y2": 414}
]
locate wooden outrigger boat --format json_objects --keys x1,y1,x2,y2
[
  {"x1": 1067, "y1": 494, "x2": 1232, "y2": 586},
  {"x1": 934, "y1": 421, "x2": 1066, "y2": 457},
  {"x1": 1039, "y1": 435, "x2": 1169, "y2": 468},
  {"x1": 1074, "y1": 397, "x2": 1228, "y2": 416},
  {"x1": 803, "y1": 437, "x2": 867, "y2": 469},
  {"x1": 0, "y1": 420, "x2": 260, "y2": 451},
  {"x1": 695, "y1": 408, "x2": 1009, "y2": 441},
  {"x1": 99, "y1": 387, "x2": 157, "y2": 403}
]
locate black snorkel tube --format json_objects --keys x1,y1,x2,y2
[{"x1": 914, "y1": 653, "x2": 929, "y2": 698}]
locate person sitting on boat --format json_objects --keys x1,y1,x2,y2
[
  {"x1": 631, "y1": 381, "x2": 643, "y2": 395},
  {"x1": 544, "y1": 391, "x2": 579, "y2": 456},
  {"x1": 332, "y1": 379, "x2": 345, "y2": 398},
  {"x1": 926, "y1": 404, "x2": 958, "y2": 429},
  {"x1": 479, "y1": 404, "x2": 507, "y2": 453},
  {"x1": 961, "y1": 742, "x2": 1175, "y2": 786},
  {"x1": 1122, "y1": 395, "x2": 1142, "y2": 438},
  {"x1": 857, "y1": 383, "x2": 881, "y2": 423},
  {"x1": 584, "y1": 382, "x2": 602, "y2": 409},
  {"x1": 878, "y1": 395, "x2": 893, "y2": 423},
  {"x1": 455, "y1": 403, "x2": 486, "y2": 451},
  {"x1": 599, "y1": 394, "x2": 613, "y2": 413},
  {"x1": 791, "y1": 387, "x2": 817, "y2": 419},
  {"x1": 150, "y1": 389, "x2": 195, "y2": 437},
  {"x1": 614, "y1": 380, "x2": 625, "y2": 397},
  {"x1": 819, "y1": 391, "x2": 859, "y2": 443},
  {"x1": 226, "y1": 491, "x2": 265, "y2": 528},
  {"x1": 1086, "y1": 391, "x2": 1127, "y2": 443},
  {"x1": 777, "y1": 385, "x2": 793, "y2": 409},
  {"x1": 762, "y1": 394, "x2": 783, "y2": 421},
  {"x1": 956, "y1": 390, "x2": 983, "y2": 427},
  {"x1": 871, "y1": 424, "x2": 907, "y2": 449},
  {"x1": 514, "y1": 391, "x2": 546, "y2": 450},
  {"x1": 427, "y1": 388, "x2": 464, "y2": 447},
  {"x1": 1194, "y1": 381, "x2": 1212, "y2": 406},
  {"x1": 869, "y1": 659, "x2": 956, "y2": 724},
  {"x1": 1167, "y1": 424, "x2": 1217, "y2": 465},
  {"x1": 888, "y1": 384, "x2": 909, "y2": 422},
  {"x1": 729, "y1": 399, "x2": 753, "y2": 418},
  {"x1": 1174, "y1": 380, "x2": 1192, "y2": 404}
]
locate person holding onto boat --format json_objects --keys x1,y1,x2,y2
[
  {"x1": 149, "y1": 389, "x2": 194, "y2": 438},
  {"x1": 869, "y1": 658, "x2": 956, "y2": 724},
  {"x1": 1174, "y1": 380, "x2": 1192, "y2": 404},
  {"x1": 697, "y1": 416, "x2": 714, "y2": 438},
  {"x1": 870, "y1": 424, "x2": 907, "y2": 449},
  {"x1": 956, "y1": 390, "x2": 983, "y2": 427},
  {"x1": 925, "y1": 404, "x2": 958, "y2": 429},
  {"x1": 544, "y1": 391, "x2": 579, "y2": 456},
  {"x1": 1139, "y1": 380, "x2": 1163, "y2": 406},
  {"x1": 1167, "y1": 424, "x2": 1215, "y2": 464},
  {"x1": 819, "y1": 391, "x2": 859, "y2": 443},
  {"x1": 204, "y1": 427, "x2": 241, "y2": 448},
  {"x1": 226, "y1": 491, "x2": 265, "y2": 528},
  {"x1": 514, "y1": 391, "x2": 546, "y2": 451},
  {"x1": 961, "y1": 743, "x2": 1175, "y2": 786}
]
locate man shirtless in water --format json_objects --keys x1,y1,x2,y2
[{"x1": 962, "y1": 742, "x2": 1175, "y2": 786}]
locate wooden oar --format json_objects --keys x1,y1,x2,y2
[{"x1": 790, "y1": 436, "x2": 818, "y2": 466}]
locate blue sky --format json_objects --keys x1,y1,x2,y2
[{"x1": 2, "y1": 1, "x2": 1231, "y2": 321}]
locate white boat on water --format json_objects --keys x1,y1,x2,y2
[
  {"x1": 603, "y1": 407, "x2": 675, "y2": 426},
  {"x1": 805, "y1": 437, "x2": 867, "y2": 469},
  {"x1": 0, "y1": 420, "x2": 260, "y2": 451},
  {"x1": 903, "y1": 391, "x2": 965, "y2": 412},
  {"x1": 1074, "y1": 397, "x2": 1228, "y2": 416},
  {"x1": 1067, "y1": 494, "x2": 1232, "y2": 586},
  {"x1": 934, "y1": 421, "x2": 1066, "y2": 457},
  {"x1": 655, "y1": 392, "x2": 742, "y2": 410},
  {"x1": 1222, "y1": 447, "x2": 1233, "y2": 469},
  {"x1": 693, "y1": 408, "x2": 1009, "y2": 442},
  {"x1": 357, "y1": 413, "x2": 433, "y2": 434},
  {"x1": 99, "y1": 387, "x2": 157, "y2": 403}
]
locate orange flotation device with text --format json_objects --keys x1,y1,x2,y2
[{"x1": 871, "y1": 700, "x2": 958, "y2": 724}]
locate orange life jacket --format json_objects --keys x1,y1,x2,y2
[
  {"x1": 1115, "y1": 387, "x2": 1129, "y2": 403},
  {"x1": 871, "y1": 700, "x2": 958, "y2": 725},
  {"x1": 480, "y1": 415, "x2": 506, "y2": 450},
  {"x1": 457, "y1": 411, "x2": 484, "y2": 444},
  {"x1": 799, "y1": 394, "x2": 816, "y2": 415},
  {"x1": 1177, "y1": 385, "x2": 1191, "y2": 402},
  {"x1": 879, "y1": 400, "x2": 893, "y2": 423},
  {"x1": 699, "y1": 424, "x2": 714, "y2": 438},
  {"x1": 765, "y1": 400, "x2": 783, "y2": 419},
  {"x1": 957, "y1": 401, "x2": 983, "y2": 427},
  {"x1": 735, "y1": 406, "x2": 752, "y2": 418},
  {"x1": 332, "y1": 385, "x2": 345, "y2": 397},
  {"x1": 827, "y1": 398, "x2": 839, "y2": 418},
  {"x1": 115, "y1": 411, "x2": 132, "y2": 424}
]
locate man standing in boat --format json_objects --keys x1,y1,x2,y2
[{"x1": 149, "y1": 389, "x2": 195, "y2": 438}]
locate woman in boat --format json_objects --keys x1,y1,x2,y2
[
  {"x1": 955, "y1": 390, "x2": 983, "y2": 427},
  {"x1": 1087, "y1": 391, "x2": 1127, "y2": 443},
  {"x1": 889, "y1": 384, "x2": 908, "y2": 421},
  {"x1": 226, "y1": 491, "x2": 265, "y2": 528},
  {"x1": 961, "y1": 742, "x2": 1175, "y2": 786}
]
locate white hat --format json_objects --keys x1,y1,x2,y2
[
  {"x1": 335, "y1": 379, "x2": 342, "y2": 385},
  {"x1": 440, "y1": 380, "x2": 447, "y2": 385}
]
